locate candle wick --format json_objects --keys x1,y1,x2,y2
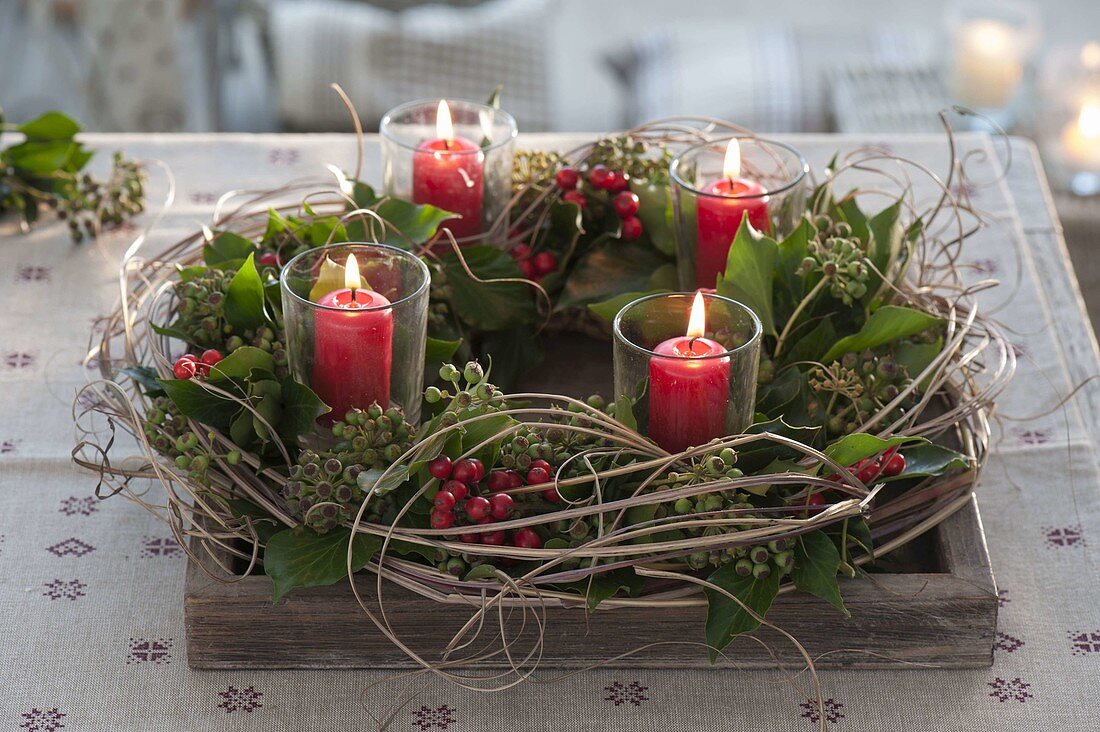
[
  {"x1": 444, "y1": 139, "x2": 452, "y2": 151},
  {"x1": 687, "y1": 336, "x2": 700, "y2": 355},
  {"x1": 350, "y1": 287, "x2": 358, "y2": 305}
]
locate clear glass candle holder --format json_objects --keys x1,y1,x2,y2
[
  {"x1": 281, "y1": 243, "x2": 430, "y2": 425},
  {"x1": 670, "y1": 136, "x2": 808, "y2": 290},
  {"x1": 1038, "y1": 42, "x2": 1100, "y2": 196},
  {"x1": 380, "y1": 98, "x2": 518, "y2": 241},
  {"x1": 613, "y1": 292, "x2": 762, "y2": 453}
]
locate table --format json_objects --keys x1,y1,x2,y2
[{"x1": 2, "y1": 132, "x2": 1099, "y2": 732}]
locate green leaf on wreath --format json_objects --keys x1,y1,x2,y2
[
  {"x1": 716, "y1": 216, "x2": 778, "y2": 336},
  {"x1": 264, "y1": 527, "x2": 381, "y2": 602},
  {"x1": 704, "y1": 562, "x2": 780, "y2": 662},
  {"x1": 374, "y1": 197, "x2": 456, "y2": 248},
  {"x1": 278, "y1": 377, "x2": 330, "y2": 439},
  {"x1": 737, "y1": 416, "x2": 821, "y2": 472},
  {"x1": 157, "y1": 377, "x2": 242, "y2": 431},
  {"x1": 17, "y1": 111, "x2": 81, "y2": 141},
  {"x1": 460, "y1": 412, "x2": 518, "y2": 467},
  {"x1": 224, "y1": 253, "x2": 268, "y2": 332},
  {"x1": 308, "y1": 254, "x2": 348, "y2": 302},
  {"x1": 823, "y1": 433, "x2": 922, "y2": 467},
  {"x1": 203, "y1": 231, "x2": 255, "y2": 269},
  {"x1": 779, "y1": 317, "x2": 836, "y2": 367},
  {"x1": 5, "y1": 140, "x2": 82, "y2": 174},
  {"x1": 775, "y1": 215, "x2": 816, "y2": 307},
  {"x1": 206, "y1": 346, "x2": 275, "y2": 381},
  {"x1": 791, "y1": 530, "x2": 849, "y2": 616},
  {"x1": 557, "y1": 241, "x2": 675, "y2": 310},
  {"x1": 821, "y1": 305, "x2": 942, "y2": 363},
  {"x1": 863, "y1": 200, "x2": 904, "y2": 304},
  {"x1": 425, "y1": 336, "x2": 462, "y2": 373},
  {"x1": 586, "y1": 567, "x2": 644, "y2": 610},
  {"x1": 587, "y1": 289, "x2": 671, "y2": 324},
  {"x1": 441, "y1": 245, "x2": 535, "y2": 330},
  {"x1": 885, "y1": 443, "x2": 969, "y2": 480},
  {"x1": 120, "y1": 365, "x2": 166, "y2": 397},
  {"x1": 478, "y1": 327, "x2": 543, "y2": 391},
  {"x1": 633, "y1": 181, "x2": 677, "y2": 256}
]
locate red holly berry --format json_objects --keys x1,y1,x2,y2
[
  {"x1": 562, "y1": 190, "x2": 587, "y2": 209},
  {"x1": 505, "y1": 470, "x2": 524, "y2": 489},
  {"x1": 481, "y1": 529, "x2": 507, "y2": 546},
  {"x1": 464, "y1": 495, "x2": 491, "y2": 521},
  {"x1": 541, "y1": 487, "x2": 562, "y2": 503},
  {"x1": 173, "y1": 358, "x2": 198, "y2": 380},
  {"x1": 258, "y1": 251, "x2": 281, "y2": 268},
  {"x1": 526, "y1": 466, "x2": 550, "y2": 485},
  {"x1": 430, "y1": 508, "x2": 454, "y2": 529},
  {"x1": 452, "y1": 458, "x2": 485, "y2": 486},
  {"x1": 882, "y1": 452, "x2": 906, "y2": 477},
  {"x1": 588, "y1": 164, "x2": 611, "y2": 189},
  {"x1": 433, "y1": 489, "x2": 456, "y2": 511},
  {"x1": 856, "y1": 462, "x2": 879, "y2": 483},
  {"x1": 179, "y1": 353, "x2": 198, "y2": 362},
  {"x1": 532, "y1": 251, "x2": 557, "y2": 275},
  {"x1": 620, "y1": 216, "x2": 643, "y2": 241},
  {"x1": 512, "y1": 527, "x2": 542, "y2": 549},
  {"x1": 806, "y1": 492, "x2": 827, "y2": 506},
  {"x1": 459, "y1": 532, "x2": 480, "y2": 544},
  {"x1": 511, "y1": 242, "x2": 531, "y2": 260},
  {"x1": 518, "y1": 259, "x2": 536, "y2": 279},
  {"x1": 442, "y1": 479, "x2": 468, "y2": 501},
  {"x1": 529, "y1": 459, "x2": 551, "y2": 474},
  {"x1": 487, "y1": 470, "x2": 513, "y2": 493},
  {"x1": 613, "y1": 191, "x2": 640, "y2": 219},
  {"x1": 555, "y1": 166, "x2": 579, "y2": 190},
  {"x1": 200, "y1": 349, "x2": 223, "y2": 367},
  {"x1": 489, "y1": 492, "x2": 514, "y2": 519},
  {"x1": 428, "y1": 456, "x2": 453, "y2": 480},
  {"x1": 606, "y1": 170, "x2": 630, "y2": 193}
]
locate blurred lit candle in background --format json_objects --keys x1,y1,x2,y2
[
  {"x1": 694, "y1": 139, "x2": 770, "y2": 289},
  {"x1": 412, "y1": 100, "x2": 485, "y2": 239},
  {"x1": 949, "y1": 18, "x2": 1024, "y2": 109},
  {"x1": 1061, "y1": 100, "x2": 1100, "y2": 170}
]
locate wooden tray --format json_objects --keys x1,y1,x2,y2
[{"x1": 184, "y1": 334, "x2": 998, "y2": 670}]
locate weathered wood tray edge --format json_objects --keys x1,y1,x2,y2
[{"x1": 184, "y1": 495, "x2": 997, "y2": 670}]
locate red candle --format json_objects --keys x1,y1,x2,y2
[
  {"x1": 412, "y1": 100, "x2": 484, "y2": 240},
  {"x1": 648, "y1": 293, "x2": 731, "y2": 453},
  {"x1": 312, "y1": 255, "x2": 393, "y2": 423},
  {"x1": 695, "y1": 139, "x2": 770, "y2": 289}
]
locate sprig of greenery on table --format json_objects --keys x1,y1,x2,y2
[{"x1": 0, "y1": 109, "x2": 145, "y2": 241}]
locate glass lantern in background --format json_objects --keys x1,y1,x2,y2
[
  {"x1": 281, "y1": 243, "x2": 430, "y2": 425},
  {"x1": 1038, "y1": 42, "x2": 1100, "y2": 197},
  {"x1": 612, "y1": 292, "x2": 762, "y2": 454},
  {"x1": 380, "y1": 99, "x2": 518, "y2": 241},
  {"x1": 944, "y1": 0, "x2": 1042, "y2": 131},
  {"x1": 669, "y1": 137, "x2": 808, "y2": 291}
]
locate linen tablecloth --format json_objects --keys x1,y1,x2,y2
[{"x1": 2, "y1": 132, "x2": 1099, "y2": 731}]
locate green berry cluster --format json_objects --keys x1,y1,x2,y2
[
  {"x1": 324, "y1": 404, "x2": 415, "y2": 468},
  {"x1": 806, "y1": 348, "x2": 916, "y2": 436},
  {"x1": 798, "y1": 216, "x2": 869, "y2": 304},
  {"x1": 142, "y1": 396, "x2": 241, "y2": 485},
  {"x1": 687, "y1": 535, "x2": 796, "y2": 580},
  {"x1": 425, "y1": 361, "x2": 509, "y2": 426},
  {"x1": 284, "y1": 452, "x2": 371, "y2": 533},
  {"x1": 53, "y1": 153, "x2": 145, "y2": 242},
  {"x1": 585, "y1": 135, "x2": 673, "y2": 185}
]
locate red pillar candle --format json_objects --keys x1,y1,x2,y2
[
  {"x1": 412, "y1": 99, "x2": 484, "y2": 240},
  {"x1": 695, "y1": 139, "x2": 770, "y2": 289},
  {"x1": 312, "y1": 255, "x2": 393, "y2": 422},
  {"x1": 647, "y1": 293, "x2": 731, "y2": 453}
]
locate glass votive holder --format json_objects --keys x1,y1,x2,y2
[
  {"x1": 613, "y1": 292, "x2": 762, "y2": 454},
  {"x1": 1038, "y1": 42, "x2": 1100, "y2": 196},
  {"x1": 944, "y1": 0, "x2": 1041, "y2": 131},
  {"x1": 281, "y1": 243, "x2": 430, "y2": 425},
  {"x1": 670, "y1": 136, "x2": 808, "y2": 290},
  {"x1": 380, "y1": 98, "x2": 518, "y2": 241}
]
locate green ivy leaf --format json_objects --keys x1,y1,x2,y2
[
  {"x1": 633, "y1": 181, "x2": 676, "y2": 256},
  {"x1": 775, "y1": 215, "x2": 816, "y2": 308},
  {"x1": 716, "y1": 216, "x2": 778, "y2": 336},
  {"x1": 5, "y1": 140, "x2": 80, "y2": 173},
  {"x1": 737, "y1": 417, "x2": 821, "y2": 472},
  {"x1": 18, "y1": 111, "x2": 81, "y2": 141},
  {"x1": 585, "y1": 567, "x2": 644, "y2": 610},
  {"x1": 203, "y1": 231, "x2": 255, "y2": 269},
  {"x1": 704, "y1": 562, "x2": 780, "y2": 662},
  {"x1": 779, "y1": 317, "x2": 836, "y2": 367},
  {"x1": 478, "y1": 327, "x2": 542, "y2": 391},
  {"x1": 460, "y1": 412, "x2": 518, "y2": 467},
  {"x1": 791, "y1": 530, "x2": 849, "y2": 616},
  {"x1": 823, "y1": 433, "x2": 923, "y2": 467},
  {"x1": 821, "y1": 306, "x2": 942, "y2": 363},
  {"x1": 864, "y1": 200, "x2": 903, "y2": 303},
  {"x1": 157, "y1": 377, "x2": 243, "y2": 431},
  {"x1": 119, "y1": 365, "x2": 166, "y2": 397},
  {"x1": 224, "y1": 253, "x2": 268, "y2": 332},
  {"x1": 375, "y1": 197, "x2": 456, "y2": 248},
  {"x1": 264, "y1": 527, "x2": 381, "y2": 602},
  {"x1": 441, "y1": 246, "x2": 536, "y2": 330},
  {"x1": 587, "y1": 289, "x2": 670, "y2": 324},
  {"x1": 206, "y1": 346, "x2": 275, "y2": 381},
  {"x1": 278, "y1": 377, "x2": 330, "y2": 439},
  {"x1": 558, "y1": 241, "x2": 676, "y2": 310},
  {"x1": 887, "y1": 443, "x2": 969, "y2": 480},
  {"x1": 425, "y1": 336, "x2": 462, "y2": 373}
]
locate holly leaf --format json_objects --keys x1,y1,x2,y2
[
  {"x1": 823, "y1": 433, "x2": 923, "y2": 467},
  {"x1": 821, "y1": 306, "x2": 942, "y2": 363},
  {"x1": 587, "y1": 290, "x2": 670, "y2": 324},
  {"x1": 203, "y1": 231, "x2": 255, "y2": 269},
  {"x1": 716, "y1": 216, "x2": 778, "y2": 336},
  {"x1": 441, "y1": 246, "x2": 536, "y2": 330},
  {"x1": 224, "y1": 253, "x2": 268, "y2": 332},
  {"x1": 264, "y1": 527, "x2": 381, "y2": 602},
  {"x1": 206, "y1": 347, "x2": 275, "y2": 381},
  {"x1": 779, "y1": 317, "x2": 836, "y2": 367},
  {"x1": 704, "y1": 562, "x2": 780, "y2": 662},
  {"x1": 157, "y1": 377, "x2": 243, "y2": 431},
  {"x1": 18, "y1": 111, "x2": 80, "y2": 141},
  {"x1": 886, "y1": 443, "x2": 969, "y2": 480},
  {"x1": 791, "y1": 530, "x2": 848, "y2": 616},
  {"x1": 119, "y1": 365, "x2": 166, "y2": 397},
  {"x1": 557, "y1": 241, "x2": 676, "y2": 310}
]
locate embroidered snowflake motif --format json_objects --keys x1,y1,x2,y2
[
  {"x1": 217, "y1": 685, "x2": 263, "y2": 713},
  {"x1": 412, "y1": 705, "x2": 456, "y2": 730},
  {"x1": 59, "y1": 496, "x2": 98, "y2": 517},
  {"x1": 0, "y1": 439, "x2": 19, "y2": 454},
  {"x1": 4, "y1": 351, "x2": 36, "y2": 369},
  {"x1": 952, "y1": 180, "x2": 978, "y2": 200},
  {"x1": 998, "y1": 589, "x2": 1010, "y2": 607},
  {"x1": 189, "y1": 191, "x2": 219, "y2": 205},
  {"x1": 140, "y1": 536, "x2": 183, "y2": 558},
  {"x1": 1013, "y1": 428, "x2": 1050, "y2": 445},
  {"x1": 995, "y1": 632, "x2": 1024, "y2": 653},
  {"x1": 42, "y1": 579, "x2": 87, "y2": 601},
  {"x1": 19, "y1": 708, "x2": 65, "y2": 732},
  {"x1": 970, "y1": 257, "x2": 998, "y2": 274},
  {"x1": 46, "y1": 538, "x2": 95, "y2": 557},
  {"x1": 604, "y1": 680, "x2": 649, "y2": 706},
  {"x1": 988, "y1": 677, "x2": 1032, "y2": 703},
  {"x1": 800, "y1": 698, "x2": 845, "y2": 724},
  {"x1": 1068, "y1": 630, "x2": 1100, "y2": 655},
  {"x1": 127, "y1": 637, "x2": 173, "y2": 664},
  {"x1": 268, "y1": 148, "x2": 299, "y2": 166},
  {"x1": 17, "y1": 265, "x2": 51, "y2": 282},
  {"x1": 1044, "y1": 525, "x2": 1086, "y2": 548}
]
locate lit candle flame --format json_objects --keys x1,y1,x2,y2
[
  {"x1": 686, "y1": 291, "x2": 707, "y2": 339},
  {"x1": 968, "y1": 19, "x2": 1013, "y2": 55},
  {"x1": 1078, "y1": 101, "x2": 1100, "y2": 140},
  {"x1": 344, "y1": 254, "x2": 361, "y2": 291},
  {"x1": 722, "y1": 139, "x2": 741, "y2": 182},
  {"x1": 437, "y1": 99, "x2": 454, "y2": 144},
  {"x1": 1081, "y1": 42, "x2": 1100, "y2": 69}
]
